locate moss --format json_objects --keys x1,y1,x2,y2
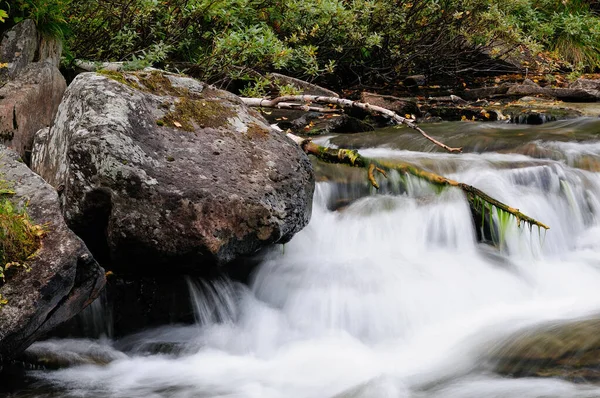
[
  {"x1": 98, "y1": 70, "x2": 195, "y2": 99},
  {"x1": 159, "y1": 97, "x2": 234, "y2": 131},
  {"x1": 97, "y1": 70, "x2": 136, "y2": 88},
  {"x1": 0, "y1": 183, "x2": 43, "y2": 286},
  {"x1": 246, "y1": 122, "x2": 270, "y2": 139},
  {"x1": 98, "y1": 70, "x2": 234, "y2": 132}
]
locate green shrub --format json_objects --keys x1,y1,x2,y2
[{"x1": 0, "y1": 0, "x2": 71, "y2": 38}]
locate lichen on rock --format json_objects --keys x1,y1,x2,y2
[{"x1": 31, "y1": 70, "x2": 314, "y2": 275}]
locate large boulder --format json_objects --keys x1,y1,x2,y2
[
  {"x1": 0, "y1": 20, "x2": 67, "y2": 160},
  {"x1": 0, "y1": 20, "x2": 38, "y2": 81},
  {"x1": 0, "y1": 147, "x2": 105, "y2": 362},
  {"x1": 32, "y1": 71, "x2": 314, "y2": 274},
  {"x1": 0, "y1": 63, "x2": 67, "y2": 160},
  {"x1": 490, "y1": 318, "x2": 600, "y2": 381}
]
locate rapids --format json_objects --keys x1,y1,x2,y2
[{"x1": 7, "y1": 117, "x2": 600, "y2": 398}]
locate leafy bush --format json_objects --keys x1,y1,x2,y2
[
  {"x1": 0, "y1": 0, "x2": 71, "y2": 38},
  {"x1": 4, "y1": 0, "x2": 600, "y2": 85}
]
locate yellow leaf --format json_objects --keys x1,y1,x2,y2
[{"x1": 174, "y1": 121, "x2": 182, "y2": 128}]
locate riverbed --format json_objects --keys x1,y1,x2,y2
[{"x1": 6, "y1": 117, "x2": 600, "y2": 398}]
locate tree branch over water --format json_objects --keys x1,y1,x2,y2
[
  {"x1": 286, "y1": 132, "x2": 549, "y2": 231},
  {"x1": 241, "y1": 95, "x2": 463, "y2": 153}
]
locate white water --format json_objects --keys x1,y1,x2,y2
[{"x1": 21, "y1": 129, "x2": 600, "y2": 397}]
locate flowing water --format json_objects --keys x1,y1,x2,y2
[{"x1": 8, "y1": 117, "x2": 600, "y2": 398}]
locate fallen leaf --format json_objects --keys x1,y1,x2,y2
[{"x1": 174, "y1": 121, "x2": 182, "y2": 127}]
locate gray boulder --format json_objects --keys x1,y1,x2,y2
[
  {"x1": 0, "y1": 20, "x2": 67, "y2": 160},
  {"x1": 32, "y1": 71, "x2": 314, "y2": 274},
  {"x1": 0, "y1": 63, "x2": 67, "y2": 159},
  {"x1": 0, "y1": 20, "x2": 38, "y2": 80},
  {"x1": 0, "y1": 147, "x2": 105, "y2": 361}
]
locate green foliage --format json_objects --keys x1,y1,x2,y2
[
  {"x1": 1, "y1": 0, "x2": 71, "y2": 38},
  {"x1": 0, "y1": 184, "x2": 41, "y2": 287},
  {"x1": 497, "y1": 0, "x2": 600, "y2": 71},
  {"x1": 5, "y1": 0, "x2": 596, "y2": 83}
]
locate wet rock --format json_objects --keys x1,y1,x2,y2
[
  {"x1": 545, "y1": 88, "x2": 599, "y2": 102},
  {"x1": 31, "y1": 71, "x2": 314, "y2": 274},
  {"x1": 501, "y1": 106, "x2": 582, "y2": 124},
  {"x1": 268, "y1": 73, "x2": 339, "y2": 97},
  {"x1": 15, "y1": 339, "x2": 127, "y2": 370},
  {"x1": 0, "y1": 63, "x2": 67, "y2": 160},
  {"x1": 283, "y1": 112, "x2": 374, "y2": 135},
  {"x1": 491, "y1": 318, "x2": 600, "y2": 382},
  {"x1": 421, "y1": 106, "x2": 500, "y2": 122},
  {"x1": 360, "y1": 92, "x2": 420, "y2": 116},
  {"x1": 460, "y1": 84, "x2": 511, "y2": 101},
  {"x1": 0, "y1": 147, "x2": 105, "y2": 362}
]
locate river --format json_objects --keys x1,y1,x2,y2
[{"x1": 6, "y1": 117, "x2": 600, "y2": 397}]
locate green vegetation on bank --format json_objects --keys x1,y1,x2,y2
[
  {"x1": 0, "y1": 181, "x2": 41, "y2": 288},
  {"x1": 1, "y1": 0, "x2": 599, "y2": 86}
]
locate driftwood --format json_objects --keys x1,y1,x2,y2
[
  {"x1": 241, "y1": 95, "x2": 462, "y2": 153},
  {"x1": 286, "y1": 132, "x2": 549, "y2": 231}
]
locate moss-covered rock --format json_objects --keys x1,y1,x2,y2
[
  {"x1": 31, "y1": 70, "x2": 314, "y2": 278},
  {"x1": 490, "y1": 318, "x2": 600, "y2": 382},
  {"x1": 0, "y1": 147, "x2": 104, "y2": 362}
]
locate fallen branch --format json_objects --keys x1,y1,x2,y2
[
  {"x1": 261, "y1": 102, "x2": 339, "y2": 113},
  {"x1": 287, "y1": 132, "x2": 548, "y2": 230},
  {"x1": 242, "y1": 95, "x2": 462, "y2": 153}
]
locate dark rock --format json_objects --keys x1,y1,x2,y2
[
  {"x1": 403, "y1": 74, "x2": 426, "y2": 87},
  {"x1": 506, "y1": 84, "x2": 546, "y2": 97},
  {"x1": 268, "y1": 73, "x2": 339, "y2": 97},
  {"x1": 569, "y1": 78, "x2": 600, "y2": 91},
  {"x1": 360, "y1": 92, "x2": 420, "y2": 116},
  {"x1": 31, "y1": 71, "x2": 314, "y2": 274},
  {"x1": 422, "y1": 106, "x2": 500, "y2": 122},
  {"x1": 460, "y1": 84, "x2": 511, "y2": 101},
  {"x1": 286, "y1": 112, "x2": 374, "y2": 135},
  {"x1": 0, "y1": 63, "x2": 67, "y2": 160},
  {"x1": 501, "y1": 106, "x2": 583, "y2": 124},
  {"x1": 522, "y1": 78, "x2": 539, "y2": 86},
  {"x1": 0, "y1": 20, "x2": 38, "y2": 80},
  {"x1": 0, "y1": 147, "x2": 105, "y2": 362},
  {"x1": 545, "y1": 88, "x2": 599, "y2": 102}
]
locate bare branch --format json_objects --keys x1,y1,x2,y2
[{"x1": 243, "y1": 95, "x2": 462, "y2": 153}]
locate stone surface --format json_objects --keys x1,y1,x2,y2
[
  {"x1": 279, "y1": 112, "x2": 374, "y2": 135},
  {"x1": 506, "y1": 84, "x2": 546, "y2": 97},
  {"x1": 360, "y1": 92, "x2": 420, "y2": 116},
  {"x1": 0, "y1": 20, "x2": 38, "y2": 81},
  {"x1": 490, "y1": 318, "x2": 600, "y2": 382},
  {"x1": 0, "y1": 147, "x2": 105, "y2": 362},
  {"x1": 32, "y1": 71, "x2": 314, "y2": 274},
  {"x1": 460, "y1": 84, "x2": 511, "y2": 101},
  {"x1": 0, "y1": 62, "x2": 67, "y2": 160},
  {"x1": 569, "y1": 78, "x2": 600, "y2": 91}
]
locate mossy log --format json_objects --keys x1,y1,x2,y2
[
  {"x1": 242, "y1": 95, "x2": 462, "y2": 153},
  {"x1": 287, "y1": 132, "x2": 549, "y2": 231}
]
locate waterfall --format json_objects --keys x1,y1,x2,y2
[{"x1": 18, "y1": 119, "x2": 600, "y2": 398}]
